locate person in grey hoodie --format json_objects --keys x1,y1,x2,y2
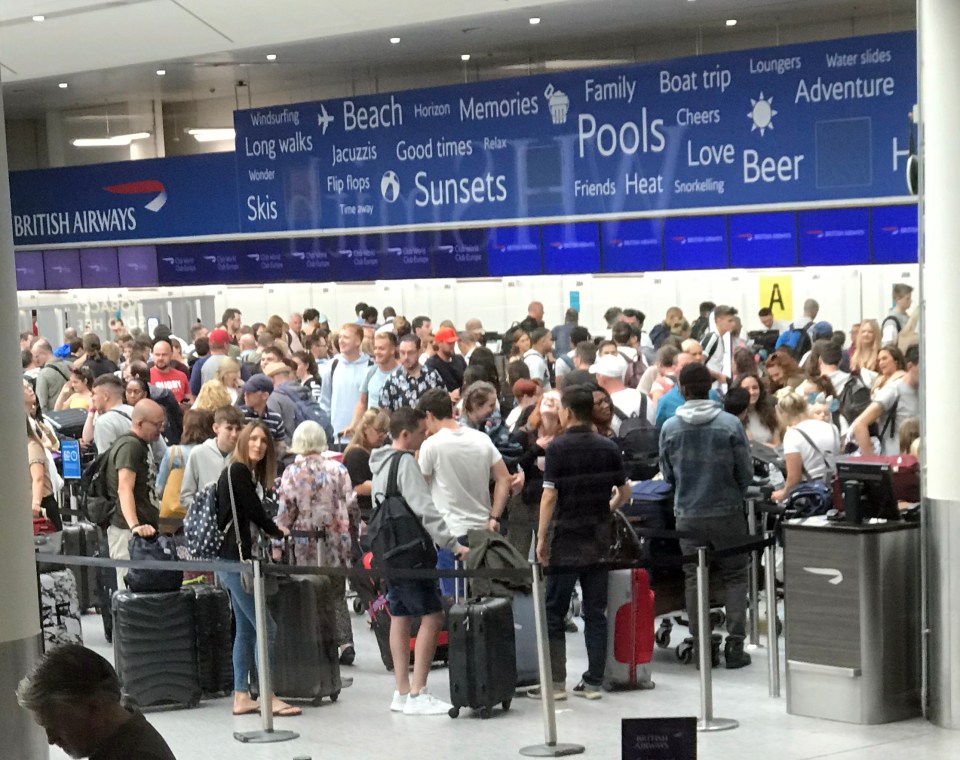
[
  {"x1": 659, "y1": 363, "x2": 754, "y2": 669},
  {"x1": 369, "y1": 407, "x2": 467, "y2": 717},
  {"x1": 180, "y1": 406, "x2": 243, "y2": 507}
]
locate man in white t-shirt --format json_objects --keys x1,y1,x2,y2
[
  {"x1": 881, "y1": 283, "x2": 913, "y2": 345},
  {"x1": 416, "y1": 389, "x2": 512, "y2": 539},
  {"x1": 589, "y1": 354, "x2": 655, "y2": 433},
  {"x1": 701, "y1": 305, "x2": 737, "y2": 390},
  {"x1": 851, "y1": 344, "x2": 920, "y2": 456},
  {"x1": 523, "y1": 328, "x2": 553, "y2": 391}
]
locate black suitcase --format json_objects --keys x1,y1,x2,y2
[
  {"x1": 44, "y1": 409, "x2": 88, "y2": 441},
  {"x1": 269, "y1": 575, "x2": 342, "y2": 705},
  {"x1": 187, "y1": 584, "x2": 233, "y2": 698},
  {"x1": 112, "y1": 589, "x2": 201, "y2": 710},
  {"x1": 447, "y1": 597, "x2": 517, "y2": 719},
  {"x1": 60, "y1": 521, "x2": 101, "y2": 611}
]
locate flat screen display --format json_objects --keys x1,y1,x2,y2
[
  {"x1": 43, "y1": 249, "x2": 82, "y2": 289},
  {"x1": 118, "y1": 246, "x2": 159, "y2": 287},
  {"x1": 798, "y1": 207, "x2": 870, "y2": 266},
  {"x1": 872, "y1": 205, "x2": 919, "y2": 264},
  {"x1": 601, "y1": 219, "x2": 662, "y2": 273},
  {"x1": 15, "y1": 251, "x2": 45, "y2": 290},
  {"x1": 382, "y1": 231, "x2": 432, "y2": 280},
  {"x1": 79, "y1": 247, "x2": 120, "y2": 288},
  {"x1": 542, "y1": 222, "x2": 600, "y2": 275},
  {"x1": 486, "y1": 226, "x2": 541, "y2": 276},
  {"x1": 663, "y1": 216, "x2": 727, "y2": 271},
  {"x1": 431, "y1": 228, "x2": 487, "y2": 278},
  {"x1": 728, "y1": 212, "x2": 798, "y2": 268}
]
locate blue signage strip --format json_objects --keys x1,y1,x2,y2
[
  {"x1": 798, "y1": 207, "x2": 871, "y2": 266},
  {"x1": 234, "y1": 32, "x2": 915, "y2": 235},
  {"x1": 486, "y1": 226, "x2": 542, "y2": 276},
  {"x1": 431, "y1": 228, "x2": 487, "y2": 278},
  {"x1": 10, "y1": 153, "x2": 239, "y2": 246},
  {"x1": 542, "y1": 222, "x2": 601, "y2": 275},
  {"x1": 60, "y1": 439, "x2": 82, "y2": 480}
]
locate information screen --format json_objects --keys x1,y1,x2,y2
[
  {"x1": 664, "y1": 216, "x2": 727, "y2": 270},
  {"x1": 542, "y1": 222, "x2": 600, "y2": 275},
  {"x1": 15, "y1": 251, "x2": 45, "y2": 290},
  {"x1": 601, "y1": 219, "x2": 662, "y2": 273},
  {"x1": 798, "y1": 207, "x2": 870, "y2": 265},
  {"x1": 486, "y1": 226, "x2": 541, "y2": 276},
  {"x1": 43, "y1": 249, "x2": 82, "y2": 289},
  {"x1": 872, "y1": 205, "x2": 918, "y2": 264},
  {"x1": 431, "y1": 228, "x2": 487, "y2": 278},
  {"x1": 382, "y1": 231, "x2": 432, "y2": 280},
  {"x1": 80, "y1": 247, "x2": 120, "y2": 288},
  {"x1": 118, "y1": 246, "x2": 159, "y2": 287},
  {"x1": 728, "y1": 212, "x2": 798, "y2": 268}
]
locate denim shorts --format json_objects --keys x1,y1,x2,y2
[{"x1": 387, "y1": 579, "x2": 443, "y2": 618}]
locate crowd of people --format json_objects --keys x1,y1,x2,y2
[{"x1": 21, "y1": 286, "x2": 921, "y2": 725}]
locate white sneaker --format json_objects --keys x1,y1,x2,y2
[
  {"x1": 390, "y1": 691, "x2": 408, "y2": 712},
  {"x1": 402, "y1": 688, "x2": 453, "y2": 716}
]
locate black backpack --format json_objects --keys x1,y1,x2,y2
[
  {"x1": 80, "y1": 446, "x2": 118, "y2": 528},
  {"x1": 837, "y1": 374, "x2": 872, "y2": 425},
  {"x1": 368, "y1": 452, "x2": 438, "y2": 570},
  {"x1": 613, "y1": 397, "x2": 660, "y2": 480}
]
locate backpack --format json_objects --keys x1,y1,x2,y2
[
  {"x1": 837, "y1": 374, "x2": 872, "y2": 425},
  {"x1": 558, "y1": 353, "x2": 574, "y2": 371},
  {"x1": 613, "y1": 397, "x2": 660, "y2": 480},
  {"x1": 183, "y1": 483, "x2": 225, "y2": 560},
  {"x1": 368, "y1": 452, "x2": 438, "y2": 570},
  {"x1": 618, "y1": 350, "x2": 645, "y2": 390},
  {"x1": 775, "y1": 322, "x2": 814, "y2": 360},
  {"x1": 277, "y1": 384, "x2": 335, "y2": 443},
  {"x1": 881, "y1": 314, "x2": 903, "y2": 341},
  {"x1": 80, "y1": 447, "x2": 117, "y2": 528}
]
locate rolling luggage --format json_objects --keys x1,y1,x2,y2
[
  {"x1": 448, "y1": 597, "x2": 517, "y2": 719},
  {"x1": 187, "y1": 584, "x2": 233, "y2": 698},
  {"x1": 44, "y1": 409, "x2": 88, "y2": 441},
  {"x1": 112, "y1": 589, "x2": 201, "y2": 710},
  {"x1": 61, "y1": 520, "x2": 102, "y2": 611},
  {"x1": 511, "y1": 593, "x2": 539, "y2": 687},
  {"x1": 269, "y1": 575, "x2": 342, "y2": 705},
  {"x1": 38, "y1": 569, "x2": 83, "y2": 651},
  {"x1": 604, "y1": 568, "x2": 655, "y2": 690}
]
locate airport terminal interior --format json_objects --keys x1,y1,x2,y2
[{"x1": 4, "y1": 0, "x2": 957, "y2": 758}]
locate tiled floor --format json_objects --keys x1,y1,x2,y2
[{"x1": 51, "y1": 607, "x2": 954, "y2": 760}]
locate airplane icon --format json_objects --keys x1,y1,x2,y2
[
  {"x1": 290, "y1": 252, "x2": 306, "y2": 260},
  {"x1": 435, "y1": 245, "x2": 454, "y2": 254},
  {"x1": 247, "y1": 254, "x2": 261, "y2": 262},
  {"x1": 387, "y1": 247, "x2": 403, "y2": 256},
  {"x1": 161, "y1": 257, "x2": 175, "y2": 264},
  {"x1": 203, "y1": 256, "x2": 218, "y2": 263},
  {"x1": 317, "y1": 104, "x2": 335, "y2": 135}
]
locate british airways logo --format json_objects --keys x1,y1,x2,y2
[
  {"x1": 12, "y1": 177, "x2": 168, "y2": 241},
  {"x1": 103, "y1": 180, "x2": 168, "y2": 212}
]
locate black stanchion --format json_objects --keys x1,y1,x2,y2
[
  {"x1": 764, "y1": 531, "x2": 781, "y2": 698},
  {"x1": 234, "y1": 558, "x2": 298, "y2": 745},
  {"x1": 519, "y1": 563, "x2": 584, "y2": 758},
  {"x1": 746, "y1": 498, "x2": 763, "y2": 650},
  {"x1": 694, "y1": 546, "x2": 738, "y2": 732}
]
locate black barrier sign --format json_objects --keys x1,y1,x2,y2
[{"x1": 622, "y1": 717, "x2": 696, "y2": 760}]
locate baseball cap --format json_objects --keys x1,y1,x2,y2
[
  {"x1": 242, "y1": 375, "x2": 273, "y2": 394},
  {"x1": 813, "y1": 321, "x2": 833, "y2": 339},
  {"x1": 264, "y1": 362, "x2": 292, "y2": 378},
  {"x1": 434, "y1": 326, "x2": 458, "y2": 344},
  {"x1": 208, "y1": 328, "x2": 230, "y2": 347},
  {"x1": 589, "y1": 353, "x2": 628, "y2": 380}
]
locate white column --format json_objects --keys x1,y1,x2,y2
[
  {"x1": 919, "y1": 0, "x2": 960, "y2": 730},
  {"x1": 0, "y1": 80, "x2": 51, "y2": 756}
]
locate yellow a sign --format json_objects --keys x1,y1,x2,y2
[{"x1": 759, "y1": 276, "x2": 792, "y2": 320}]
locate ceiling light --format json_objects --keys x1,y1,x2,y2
[
  {"x1": 156, "y1": 69, "x2": 166, "y2": 76},
  {"x1": 58, "y1": 82, "x2": 68, "y2": 89},
  {"x1": 726, "y1": 19, "x2": 737, "y2": 26},
  {"x1": 529, "y1": 17, "x2": 541, "y2": 25},
  {"x1": 32, "y1": 14, "x2": 45, "y2": 21},
  {"x1": 72, "y1": 132, "x2": 151, "y2": 148},
  {"x1": 186, "y1": 127, "x2": 236, "y2": 143},
  {"x1": 266, "y1": 53, "x2": 277, "y2": 61},
  {"x1": 390, "y1": 37, "x2": 400, "y2": 44},
  {"x1": 461, "y1": 54, "x2": 471, "y2": 62}
]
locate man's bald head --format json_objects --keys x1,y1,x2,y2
[{"x1": 131, "y1": 399, "x2": 165, "y2": 442}]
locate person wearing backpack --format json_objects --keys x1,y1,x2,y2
[
  {"x1": 700, "y1": 305, "x2": 738, "y2": 390},
  {"x1": 369, "y1": 408, "x2": 468, "y2": 716},
  {"x1": 180, "y1": 405, "x2": 243, "y2": 508},
  {"x1": 881, "y1": 283, "x2": 914, "y2": 346},
  {"x1": 850, "y1": 344, "x2": 921, "y2": 456},
  {"x1": 611, "y1": 322, "x2": 646, "y2": 389},
  {"x1": 32, "y1": 338, "x2": 73, "y2": 413}
]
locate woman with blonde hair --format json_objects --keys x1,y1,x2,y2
[
  {"x1": 771, "y1": 391, "x2": 840, "y2": 503},
  {"x1": 342, "y1": 409, "x2": 390, "y2": 525},
  {"x1": 276, "y1": 421, "x2": 358, "y2": 665},
  {"x1": 851, "y1": 318, "x2": 881, "y2": 373},
  {"x1": 193, "y1": 379, "x2": 232, "y2": 411},
  {"x1": 216, "y1": 357, "x2": 244, "y2": 404}
]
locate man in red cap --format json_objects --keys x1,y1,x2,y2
[
  {"x1": 189, "y1": 328, "x2": 231, "y2": 396},
  {"x1": 425, "y1": 326, "x2": 466, "y2": 400}
]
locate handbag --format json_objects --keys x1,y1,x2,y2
[
  {"x1": 160, "y1": 446, "x2": 187, "y2": 520},
  {"x1": 125, "y1": 534, "x2": 183, "y2": 592},
  {"x1": 786, "y1": 428, "x2": 838, "y2": 517},
  {"x1": 227, "y1": 466, "x2": 279, "y2": 597},
  {"x1": 608, "y1": 509, "x2": 644, "y2": 565}
]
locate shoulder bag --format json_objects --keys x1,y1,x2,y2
[{"x1": 228, "y1": 466, "x2": 279, "y2": 597}]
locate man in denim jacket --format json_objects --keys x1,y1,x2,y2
[{"x1": 659, "y1": 363, "x2": 754, "y2": 669}]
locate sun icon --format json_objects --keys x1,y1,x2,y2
[{"x1": 748, "y1": 93, "x2": 777, "y2": 136}]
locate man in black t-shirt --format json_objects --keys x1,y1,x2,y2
[
  {"x1": 18, "y1": 644, "x2": 176, "y2": 759},
  {"x1": 531, "y1": 386, "x2": 631, "y2": 702},
  {"x1": 424, "y1": 327, "x2": 466, "y2": 398}
]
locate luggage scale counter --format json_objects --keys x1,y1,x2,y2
[{"x1": 783, "y1": 519, "x2": 921, "y2": 725}]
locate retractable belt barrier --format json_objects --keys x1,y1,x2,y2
[{"x1": 34, "y1": 526, "x2": 781, "y2": 750}]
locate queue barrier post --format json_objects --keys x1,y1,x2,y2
[
  {"x1": 233, "y1": 559, "x2": 299, "y2": 745},
  {"x1": 764, "y1": 532, "x2": 782, "y2": 698},
  {"x1": 695, "y1": 546, "x2": 738, "y2": 732},
  {"x1": 520, "y1": 562, "x2": 585, "y2": 758},
  {"x1": 746, "y1": 499, "x2": 763, "y2": 650}
]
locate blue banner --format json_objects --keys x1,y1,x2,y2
[
  {"x1": 234, "y1": 32, "x2": 915, "y2": 235},
  {"x1": 11, "y1": 153, "x2": 238, "y2": 246}
]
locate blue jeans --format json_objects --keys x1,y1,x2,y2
[
  {"x1": 221, "y1": 572, "x2": 277, "y2": 694},
  {"x1": 545, "y1": 568, "x2": 609, "y2": 687}
]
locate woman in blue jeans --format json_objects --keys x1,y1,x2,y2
[{"x1": 217, "y1": 422, "x2": 299, "y2": 717}]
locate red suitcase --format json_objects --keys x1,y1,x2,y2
[
  {"x1": 854, "y1": 454, "x2": 919, "y2": 503},
  {"x1": 604, "y1": 568, "x2": 655, "y2": 690}
]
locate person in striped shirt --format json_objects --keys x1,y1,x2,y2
[{"x1": 238, "y1": 374, "x2": 286, "y2": 451}]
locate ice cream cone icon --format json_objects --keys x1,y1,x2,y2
[{"x1": 544, "y1": 84, "x2": 570, "y2": 125}]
